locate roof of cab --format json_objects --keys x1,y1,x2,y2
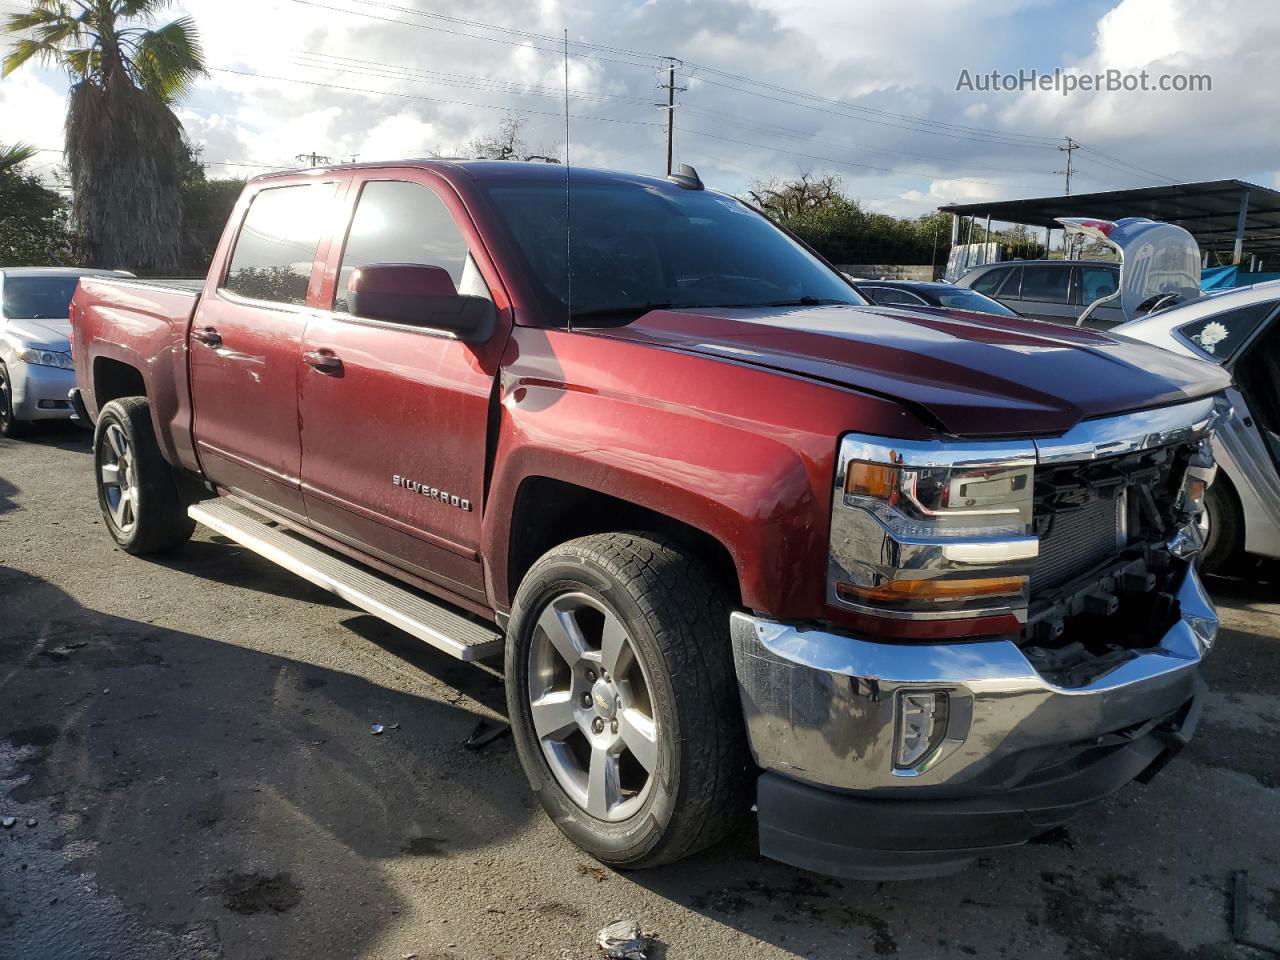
[
  {"x1": 248, "y1": 158, "x2": 689, "y2": 192},
  {"x1": 0, "y1": 267, "x2": 132, "y2": 277}
]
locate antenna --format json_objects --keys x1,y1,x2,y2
[{"x1": 564, "y1": 28, "x2": 573, "y2": 333}]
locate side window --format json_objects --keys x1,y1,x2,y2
[
  {"x1": 1177, "y1": 300, "x2": 1279, "y2": 359},
  {"x1": 223, "y1": 183, "x2": 333, "y2": 305},
  {"x1": 335, "y1": 180, "x2": 488, "y2": 314},
  {"x1": 970, "y1": 268, "x2": 1006, "y2": 296},
  {"x1": 866, "y1": 287, "x2": 926, "y2": 306},
  {"x1": 1079, "y1": 266, "x2": 1119, "y2": 303},
  {"x1": 997, "y1": 266, "x2": 1023, "y2": 299},
  {"x1": 1020, "y1": 265, "x2": 1071, "y2": 303}
]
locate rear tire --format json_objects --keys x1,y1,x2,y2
[
  {"x1": 93, "y1": 397, "x2": 195, "y2": 554},
  {"x1": 505, "y1": 532, "x2": 750, "y2": 869},
  {"x1": 0, "y1": 362, "x2": 29, "y2": 439},
  {"x1": 1198, "y1": 478, "x2": 1242, "y2": 575}
]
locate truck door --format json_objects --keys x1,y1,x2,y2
[
  {"x1": 297, "y1": 173, "x2": 511, "y2": 605},
  {"x1": 189, "y1": 179, "x2": 340, "y2": 518}
]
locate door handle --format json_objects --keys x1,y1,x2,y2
[
  {"x1": 192, "y1": 327, "x2": 222, "y2": 347},
  {"x1": 303, "y1": 350, "x2": 344, "y2": 375}
]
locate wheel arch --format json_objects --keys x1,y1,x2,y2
[{"x1": 503, "y1": 476, "x2": 743, "y2": 614}]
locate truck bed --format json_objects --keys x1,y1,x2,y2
[{"x1": 72, "y1": 275, "x2": 205, "y2": 472}]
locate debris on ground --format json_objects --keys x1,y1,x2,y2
[
  {"x1": 1232, "y1": 871, "x2": 1280, "y2": 956},
  {"x1": 371, "y1": 723, "x2": 385, "y2": 735},
  {"x1": 1, "y1": 816, "x2": 15, "y2": 829},
  {"x1": 26, "y1": 818, "x2": 37, "y2": 828},
  {"x1": 463, "y1": 717, "x2": 510, "y2": 751},
  {"x1": 596, "y1": 920, "x2": 652, "y2": 959}
]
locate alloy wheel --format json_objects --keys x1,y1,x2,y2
[
  {"x1": 526, "y1": 591, "x2": 659, "y2": 822},
  {"x1": 98, "y1": 423, "x2": 137, "y2": 534},
  {"x1": 0, "y1": 367, "x2": 11, "y2": 431}
]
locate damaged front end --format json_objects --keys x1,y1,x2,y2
[{"x1": 730, "y1": 393, "x2": 1230, "y2": 881}]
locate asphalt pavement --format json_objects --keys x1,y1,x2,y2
[{"x1": 2, "y1": 423, "x2": 1278, "y2": 960}]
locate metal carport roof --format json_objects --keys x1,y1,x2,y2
[{"x1": 939, "y1": 179, "x2": 1280, "y2": 264}]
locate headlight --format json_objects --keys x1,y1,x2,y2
[
  {"x1": 829, "y1": 435, "x2": 1039, "y2": 638},
  {"x1": 15, "y1": 345, "x2": 74, "y2": 369}
]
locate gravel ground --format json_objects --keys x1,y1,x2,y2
[{"x1": 2, "y1": 423, "x2": 1279, "y2": 960}]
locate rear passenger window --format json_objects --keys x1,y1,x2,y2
[
  {"x1": 970, "y1": 269, "x2": 1006, "y2": 295},
  {"x1": 1079, "y1": 266, "x2": 1119, "y2": 303},
  {"x1": 1020, "y1": 265, "x2": 1070, "y2": 303},
  {"x1": 335, "y1": 180, "x2": 487, "y2": 314},
  {"x1": 223, "y1": 183, "x2": 334, "y2": 305},
  {"x1": 1177, "y1": 300, "x2": 1278, "y2": 359}
]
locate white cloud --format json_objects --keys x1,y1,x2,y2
[{"x1": 5, "y1": 0, "x2": 1278, "y2": 219}]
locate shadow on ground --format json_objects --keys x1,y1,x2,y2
[{"x1": 0, "y1": 565, "x2": 532, "y2": 960}]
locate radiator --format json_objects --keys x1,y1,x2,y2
[{"x1": 1031, "y1": 494, "x2": 1123, "y2": 594}]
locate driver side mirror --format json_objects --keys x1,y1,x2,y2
[{"x1": 347, "y1": 263, "x2": 496, "y2": 343}]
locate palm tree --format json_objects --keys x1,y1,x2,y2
[
  {"x1": 2, "y1": 1, "x2": 204, "y2": 270},
  {"x1": 0, "y1": 141, "x2": 37, "y2": 173}
]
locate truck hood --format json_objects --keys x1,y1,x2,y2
[
  {"x1": 5, "y1": 317, "x2": 71, "y2": 349},
  {"x1": 593, "y1": 304, "x2": 1230, "y2": 437}
]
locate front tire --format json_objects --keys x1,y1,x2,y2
[
  {"x1": 0, "y1": 361, "x2": 29, "y2": 439},
  {"x1": 1198, "y1": 478, "x2": 1242, "y2": 575},
  {"x1": 505, "y1": 532, "x2": 750, "y2": 869},
  {"x1": 93, "y1": 397, "x2": 195, "y2": 554}
]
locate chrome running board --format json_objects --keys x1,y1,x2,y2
[{"x1": 188, "y1": 499, "x2": 503, "y2": 661}]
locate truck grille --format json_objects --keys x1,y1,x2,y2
[{"x1": 1031, "y1": 493, "x2": 1122, "y2": 594}]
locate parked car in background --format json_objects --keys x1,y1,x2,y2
[
  {"x1": 956, "y1": 259, "x2": 1124, "y2": 328},
  {"x1": 1116, "y1": 281, "x2": 1280, "y2": 572},
  {"x1": 70, "y1": 159, "x2": 1231, "y2": 881},
  {"x1": 852, "y1": 278, "x2": 1019, "y2": 318},
  {"x1": 0, "y1": 267, "x2": 131, "y2": 438}
]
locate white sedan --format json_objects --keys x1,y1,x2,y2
[
  {"x1": 1116, "y1": 281, "x2": 1280, "y2": 572},
  {"x1": 0, "y1": 267, "x2": 129, "y2": 438}
]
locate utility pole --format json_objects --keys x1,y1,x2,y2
[
  {"x1": 295, "y1": 151, "x2": 332, "y2": 167},
  {"x1": 1056, "y1": 137, "x2": 1079, "y2": 195},
  {"x1": 658, "y1": 57, "x2": 685, "y2": 176}
]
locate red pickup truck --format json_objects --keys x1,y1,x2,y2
[{"x1": 70, "y1": 159, "x2": 1231, "y2": 880}]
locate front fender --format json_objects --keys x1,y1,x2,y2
[{"x1": 485, "y1": 326, "x2": 929, "y2": 620}]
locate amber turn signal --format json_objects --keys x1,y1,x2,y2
[
  {"x1": 837, "y1": 576, "x2": 1028, "y2": 605},
  {"x1": 846, "y1": 461, "x2": 898, "y2": 500}
]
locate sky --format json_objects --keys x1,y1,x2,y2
[{"x1": 1, "y1": 0, "x2": 1277, "y2": 218}]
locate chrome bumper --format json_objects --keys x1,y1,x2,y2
[{"x1": 730, "y1": 562, "x2": 1217, "y2": 793}]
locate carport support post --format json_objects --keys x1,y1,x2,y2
[
  {"x1": 1044, "y1": 226, "x2": 1051, "y2": 259},
  {"x1": 1232, "y1": 188, "x2": 1250, "y2": 265}
]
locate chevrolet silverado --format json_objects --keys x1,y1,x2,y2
[{"x1": 69, "y1": 159, "x2": 1231, "y2": 879}]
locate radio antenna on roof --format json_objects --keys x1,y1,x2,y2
[{"x1": 563, "y1": 28, "x2": 573, "y2": 333}]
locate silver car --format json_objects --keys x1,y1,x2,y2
[
  {"x1": 1116, "y1": 281, "x2": 1280, "y2": 571},
  {"x1": 0, "y1": 267, "x2": 129, "y2": 438}
]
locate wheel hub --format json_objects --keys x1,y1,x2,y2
[
  {"x1": 526, "y1": 591, "x2": 660, "y2": 822},
  {"x1": 590, "y1": 679, "x2": 618, "y2": 721}
]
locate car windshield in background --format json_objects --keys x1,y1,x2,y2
[
  {"x1": 933, "y1": 288, "x2": 1018, "y2": 317},
  {"x1": 1175, "y1": 299, "x2": 1279, "y2": 361},
  {"x1": 481, "y1": 181, "x2": 862, "y2": 324},
  {"x1": 2, "y1": 276, "x2": 81, "y2": 319}
]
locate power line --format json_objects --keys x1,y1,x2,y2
[{"x1": 210, "y1": 66, "x2": 661, "y2": 128}]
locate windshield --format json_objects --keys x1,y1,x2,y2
[
  {"x1": 481, "y1": 180, "x2": 863, "y2": 324},
  {"x1": 933, "y1": 288, "x2": 1018, "y2": 317},
  {"x1": 2, "y1": 276, "x2": 81, "y2": 320}
]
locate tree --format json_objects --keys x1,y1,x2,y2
[
  {"x1": 443, "y1": 115, "x2": 560, "y2": 163},
  {"x1": 0, "y1": 148, "x2": 72, "y2": 265},
  {"x1": 3, "y1": 0, "x2": 205, "y2": 272},
  {"x1": 180, "y1": 175, "x2": 245, "y2": 275},
  {"x1": 0, "y1": 141, "x2": 37, "y2": 173},
  {"x1": 747, "y1": 173, "x2": 841, "y2": 220}
]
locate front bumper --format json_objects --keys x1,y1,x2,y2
[
  {"x1": 731, "y1": 562, "x2": 1216, "y2": 879},
  {"x1": 8, "y1": 361, "x2": 75, "y2": 421}
]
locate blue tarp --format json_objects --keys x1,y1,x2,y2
[{"x1": 1200, "y1": 266, "x2": 1280, "y2": 290}]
